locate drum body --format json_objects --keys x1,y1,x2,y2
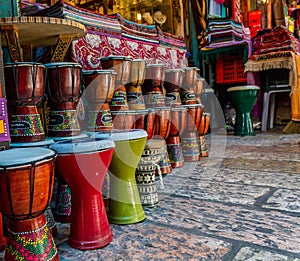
[
  {"x1": 195, "y1": 77, "x2": 205, "y2": 103},
  {"x1": 153, "y1": 107, "x2": 171, "y2": 140},
  {"x1": 0, "y1": 148, "x2": 58, "y2": 261},
  {"x1": 133, "y1": 109, "x2": 155, "y2": 140},
  {"x1": 198, "y1": 112, "x2": 211, "y2": 157},
  {"x1": 111, "y1": 110, "x2": 136, "y2": 130},
  {"x1": 183, "y1": 104, "x2": 203, "y2": 133},
  {"x1": 127, "y1": 59, "x2": 146, "y2": 110},
  {"x1": 82, "y1": 69, "x2": 116, "y2": 104},
  {"x1": 169, "y1": 106, "x2": 187, "y2": 137},
  {"x1": 45, "y1": 62, "x2": 82, "y2": 137},
  {"x1": 136, "y1": 139, "x2": 163, "y2": 207},
  {"x1": 164, "y1": 69, "x2": 184, "y2": 107},
  {"x1": 143, "y1": 64, "x2": 166, "y2": 108},
  {"x1": 101, "y1": 56, "x2": 132, "y2": 111},
  {"x1": 49, "y1": 138, "x2": 115, "y2": 250},
  {"x1": 95, "y1": 129, "x2": 147, "y2": 224},
  {"x1": 85, "y1": 103, "x2": 113, "y2": 132},
  {"x1": 4, "y1": 62, "x2": 46, "y2": 143},
  {"x1": 183, "y1": 67, "x2": 199, "y2": 90}
]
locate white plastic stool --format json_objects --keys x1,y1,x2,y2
[{"x1": 261, "y1": 87, "x2": 291, "y2": 132}]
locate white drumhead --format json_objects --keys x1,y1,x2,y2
[
  {"x1": 92, "y1": 129, "x2": 148, "y2": 141},
  {"x1": 49, "y1": 137, "x2": 115, "y2": 154},
  {"x1": 0, "y1": 148, "x2": 56, "y2": 168}
]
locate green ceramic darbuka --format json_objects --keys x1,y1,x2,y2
[
  {"x1": 227, "y1": 85, "x2": 260, "y2": 136},
  {"x1": 98, "y1": 130, "x2": 147, "y2": 224}
]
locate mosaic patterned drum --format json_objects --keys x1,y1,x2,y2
[
  {"x1": 95, "y1": 129, "x2": 147, "y2": 224},
  {"x1": 9, "y1": 138, "x2": 58, "y2": 236},
  {"x1": 49, "y1": 137, "x2": 115, "y2": 250},
  {"x1": 111, "y1": 110, "x2": 136, "y2": 130},
  {"x1": 45, "y1": 62, "x2": 82, "y2": 137},
  {"x1": 0, "y1": 148, "x2": 58, "y2": 260},
  {"x1": 4, "y1": 62, "x2": 46, "y2": 142},
  {"x1": 143, "y1": 64, "x2": 166, "y2": 107},
  {"x1": 127, "y1": 59, "x2": 146, "y2": 110},
  {"x1": 136, "y1": 139, "x2": 163, "y2": 207},
  {"x1": 100, "y1": 56, "x2": 132, "y2": 111}
]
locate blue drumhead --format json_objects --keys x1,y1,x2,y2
[
  {"x1": 0, "y1": 148, "x2": 56, "y2": 168},
  {"x1": 49, "y1": 137, "x2": 115, "y2": 154},
  {"x1": 93, "y1": 129, "x2": 148, "y2": 141},
  {"x1": 10, "y1": 138, "x2": 55, "y2": 148}
]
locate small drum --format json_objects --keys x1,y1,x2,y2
[
  {"x1": 136, "y1": 139, "x2": 163, "y2": 207},
  {"x1": 153, "y1": 107, "x2": 171, "y2": 140},
  {"x1": 45, "y1": 62, "x2": 82, "y2": 137},
  {"x1": 183, "y1": 67, "x2": 200, "y2": 90},
  {"x1": 198, "y1": 112, "x2": 211, "y2": 157},
  {"x1": 169, "y1": 106, "x2": 187, "y2": 137},
  {"x1": 4, "y1": 62, "x2": 46, "y2": 143},
  {"x1": 164, "y1": 69, "x2": 184, "y2": 107},
  {"x1": 49, "y1": 137, "x2": 115, "y2": 250},
  {"x1": 4, "y1": 62, "x2": 45, "y2": 106},
  {"x1": 82, "y1": 69, "x2": 117, "y2": 104},
  {"x1": 95, "y1": 129, "x2": 148, "y2": 225},
  {"x1": 111, "y1": 110, "x2": 136, "y2": 130},
  {"x1": 45, "y1": 62, "x2": 82, "y2": 109},
  {"x1": 183, "y1": 103, "x2": 204, "y2": 133},
  {"x1": 127, "y1": 59, "x2": 146, "y2": 110},
  {"x1": 0, "y1": 148, "x2": 58, "y2": 260},
  {"x1": 100, "y1": 56, "x2": 132, "y2": 87},
  {"x1": 133, "y1": 109, "x2": 155, "y2": 140}
]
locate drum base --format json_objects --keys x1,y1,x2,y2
[
  {"x1": 5, "y1": 215, "x2": 59, "y2": 261},
  {"x1": 158, "y1": 140, "x2": 172, "y2": 174},
  {"x1": 234, "y1": 112, "x2": 256, "y2": 136},
  {"x1": 199, "y1": 136, "x2": 209, "y2": 157},
  {"x1": 166, "y1": 136, "x2": 184, "y2": 168},
  {"x1": 53, "y1": 182, "x2": 72, "y2": 223},
  {"x1": 182, "y1": 132, "x2": 201, "y2": 162}
]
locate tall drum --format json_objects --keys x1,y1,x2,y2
[
  {"x1": 164, "y1": 69, "x2": 184, "y2": 107},
  {"x1": 4, "y1": 62, "x2": 46, "y2": 142},
  {"x1": 0, "y1": 148, "x2": 58, "y2": 260},
  {"x1": 45, "y1": 62, "x2": 82, "y2": 137},
  {"x1": 127, "y1": 59, "x2": 146, "y2": 110},
  {"x1": 82, "y1": 69, "x2": 116, "y2": 132},
  {"x1": 95, "y1": 129, "x2": 148, "y2": 224},
  {"x1": 100, "y1": 56, "x2": 132, "y2": 111},
  {"x1": 49, "y1": 138, "x2": 115, "y2": 250}
]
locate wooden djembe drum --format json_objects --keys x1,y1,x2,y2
[
  {"x1": 164, "y1": 69, "x2": 184, "y2": 107},
  {"x1": 4, "y1": 62, "x2": 46, "y2": 143},
  {"x1": 0, "y1": 148, "x2": 59, "y2": 261},
  {"x1": 180, "y1": 67, "x2": 199, "y2": 105},
  {"x1": 82, "y1": 69, "x2": 116, "y2": 132},
  {"x1": 100, "y1": 56, "x2": 132, "y2": 111},
  {"x1": 198, "y1": 112, "x2": 211, "y2": 157},
  {"x1": 127, "y1": 59, "x2": 146, "y2": 110},
  {"x1": 143, "y1": 63, "x2": 166, "y2": 108},
  {"x1": 182, "y1": 103, "x2": 203, "y2": 161},
  {"x1": 44, "y1": 62, "x2": 82, "y2": 137},
  {"x1": 166, "y1": 106, "x2": 187, "y2": 168}
]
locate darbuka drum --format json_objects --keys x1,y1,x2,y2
[
  {"x1": 111, "y1": 110, "x2": 136, "y2": 130},
  {"x1": 133, "y1": 109, "x2": 155, "y2": 140},
  {"x1": 164, "y1": 69, "x2": 184, "y2": 107},
  {"x1": 127, "y1": 59, "x2": 146, "y2": 110},
  {"x1": 101, "y1": 56, "x2": 133, "y2": 111},
  {"x1": 49, "y1": 138, "x2": 115, "y2": 250},
  {"x1": 45, "y1": 62, "x2": 82, "y2": 137},
  {"x1": 95, "y1": 129, "x2": 147, "y2": 224},
  {"x1": 198, "y1": 112, "x2": 211, "y2": 157},
  {"x1": 4, "y1": 62, "x2": 46, "y2": 142},
  {"x1": 143, "y1": 64, "x2": 166, "y2": 107},
  {"x1": 0, "y1": 148, "x2": 58, "y2": 260}
]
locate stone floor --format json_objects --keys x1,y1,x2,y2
[{"x1": 1, "y1": 127, "x2": 300, "y2": 260}]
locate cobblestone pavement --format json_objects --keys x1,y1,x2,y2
[{"x1": 1, "y1": 129, "x2": 300, "y2": 260}]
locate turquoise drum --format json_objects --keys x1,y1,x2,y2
[
  {"x1": 93, "y1": 129, "x2": 147, "y2": 225},
  {"x1": 227, "y1": 85, "x2": 260, "y2": 136}
]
